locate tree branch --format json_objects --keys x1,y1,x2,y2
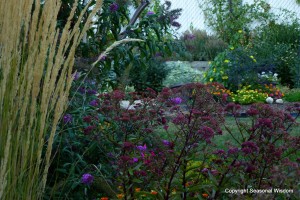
[{"x1": 119, "y1": 0, "x2": 151, "y2": 39}]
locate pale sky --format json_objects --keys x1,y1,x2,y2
[{"x1": 167, "y1": 0, "x2": 300, "y2": 34}]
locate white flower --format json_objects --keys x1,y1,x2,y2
[
  {"x1": 275, "y1": 99, "x2": 283, "y2": 104},
  {"x1": 120, "y1": 100, "x2": 144, "y2": 110},
  {"x1": 266, "y1": 97, "x2": 274, "y2": 104},
  {"x1": 120, "y1": 100, "x2": 131, "y2": 109}
]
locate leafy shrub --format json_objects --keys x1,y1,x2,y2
[
  {"x1": 205, "y1": 43, "x2": 296, "y2": 91},
  {"x1": 283, "y1": 88, "x2": 300, "y2": 102},
  {"x1": 252, "y1": 20, "x2": 300, "y2": 87},
  {"x1": 129, "y1": 59, "x2": 170, "y2": 92},
  {"x1": 204, "y1": 46, "x2": 275, "y2": 91},
  {"x1": 46, "y1": 76, "x2": 113, "y2": 199},
  {"x1": 163, "y1": 61, "x2": 203, "y2": 87}
]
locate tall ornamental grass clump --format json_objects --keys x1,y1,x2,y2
[{"x1": 0, "y1": 0, "x2": 103, "y2": 199}]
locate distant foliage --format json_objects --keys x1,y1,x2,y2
[
  {"x1": 163, "y1": 61, "x2": 203, "y2": 87},
  {"x1": 253, "y1": 21, "x2": 300, "y2": 88},
  {"x1": 180, "y1": 28, "x2": 227, "y2": 61},
  {"x1": 202, "y1": 0, "x2": 272, "y2": 45}
]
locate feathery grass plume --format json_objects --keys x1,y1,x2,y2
[
  {"x1": 92, "y1": 38, "x2": 144, "y2": 66},
  {"x1": 0, "y1": 0, "x2": 103, "y2": 199}
]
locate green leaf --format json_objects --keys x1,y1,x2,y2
[{"x1": 132, "y1": 178, "x2": 143, "y2": 183}]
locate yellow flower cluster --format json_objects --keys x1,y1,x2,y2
[{"x1": 232, "y1": 86, "x2": 268, "y2": 104}]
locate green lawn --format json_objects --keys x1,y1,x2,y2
[
  {"x1": 156, "y1": 116, "x2": 300, "y2": 149},
  {"x1": 213, "y1": 116, "x2": 300, "y2": 149}
]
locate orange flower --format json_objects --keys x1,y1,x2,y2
[
  {"x1": 202, "y1": 193, "x2": 209, "y2": 198},
  {"x1": 100, "y1": 197, "x2": 109, "y2": 200},
  {"x1": 135, "y1": 188, "x2": 141, "y2": 192},
  {"x1": 117, "y1": 194, "x2": 124, "y2": 199},
  {"x1": 151, "y1": 190, "x2": 158, "y2": 195}
]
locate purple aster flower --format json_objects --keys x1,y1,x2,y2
[
  {"x1": 81, "y1": 173, "x2": 94, "y2": 185},
  {"x1": 132, "y1": 157, "x2": 139, "y2": 163},
  {"x1": 110, "y1": 3, "x2": 119, "y2": 12},
  {"x1": 170, "y1": 97, "x2": 182, "y2": 105},
  {"x1": 89, "y1": 100, "x2": 98, "y2": 107},
  {"x1": 147, "y1": 11, "x2": 155, "y2": 16},
  {"x1": 136, "y1": 144, "x2": 147, "y2": 151},
  {"x1": 63, "y1": 114, "x2": 72, "y2": 124}
]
